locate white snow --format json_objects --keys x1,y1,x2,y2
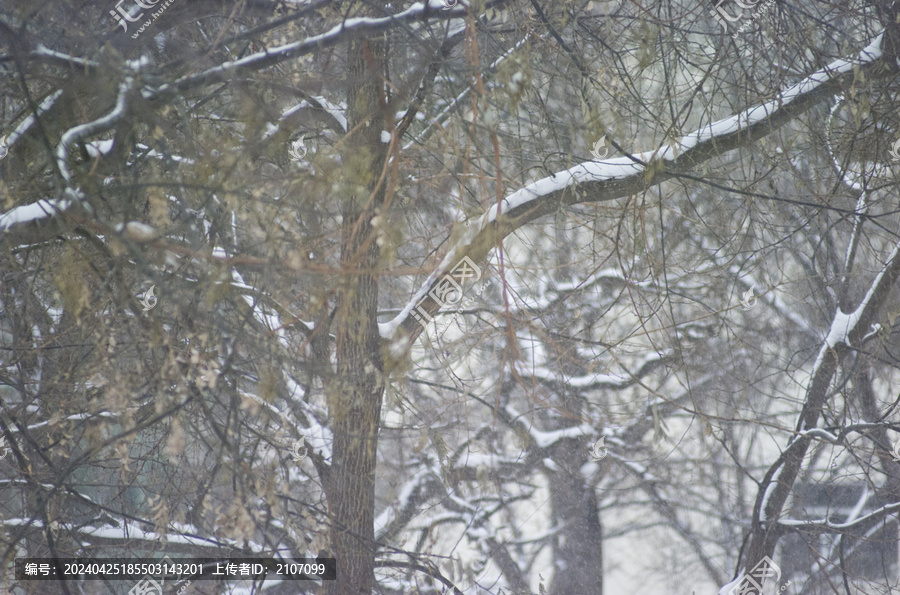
[
  {"x1": 529, "y1": 424, "x2": 595, "y2": 448},
  {"x1": 135, "y1": 145, "x2": 197, "y2": 165},
  {"x1": 160, "y1": 6, "x2": 457, "y2": 96},
  {"x1": 374, "y1": 467, "x2": 432, "y2": 537},
  {"x1": 126, "y1": 56, "x2": 151, "y2": 71},
  {"x1": 623, "y1": 460, "x2": 658, "y2": 482},
  {"x1": 563, "y1": 370, "x2": 629, "y2": 388},
  {"x1": 57, "y1": 78, "x2": 133, "y2": 183},
  {"x1": 824, "y1": 309, "x2": 861, "y2": 348},
  {"x1": 229, "y1": 267, "x2": 288, "y2": 348},
  {"x1": 719, "y1": 575, "x2": 743, "y2": 595},
  {"x1": 123, "y1": 221, "x2": 157, "y2": 241},
  {"x1": 759, "y1": 463, "x2": 783, "y2": 523},
  {"x1": 798, "y1": 427, "x2": 839, "y2": 442},
  {"x1": 311, "y1": 96, "x2": 348, "y2": 131},
  {"x1": 0, "y1": 199, "x2": 69, "y2": 231},
  {"x1": 280, "y1": 100, "x2": 311, "y2": 120},
  {"x1": 33, "y1": 45, "x2": 100, "y2": 69},
  {"x1": 380, "y1": 130, "x2": 391, "y2": 143},
  {"x1": 454, "y1": 452, "x2": 507, "y2": 467},
  {"x1": 77, "y1": 519, "x2": 268, "y2": 553},
  {"x1": 528, "y1": 352, "x2": 664, "y2": 389},
  {"x1": 65, "y1": 412, "x2": 116, "y2": 422},
  {"x1": 266, "y1": 97, "x2": 347, "y2": 141},
  {"x1": 778, "y1": 501, "x2": 900, "y2": 531},
  {"x1": 85, "y1": 139, "x2": 114, "y2": 157},
  {"x1": 672, "y1": 35, "x2": 881, "y2": 161},
  {"x1": 4, "y1": 90, "x2": 63, "y2": 149},
  {"x1": 263, "y1": 122, "x2": 279, "y2": 140},
  {"x1": 0, "y1": 518, "x2": 44, "y2": 527},
  {"x1": 818, "y1": 238, "x2": 900, "y2": 360}
]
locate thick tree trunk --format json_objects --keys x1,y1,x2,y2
[
  {"x1": 326, "y1": 26, "x2": 390, "y2": 595},
  {"x1": 548, "y1": 443, "x2": 603, "y2": 595},
  {"x1": 548, "y1": 466, "x2": 603, "y2": 595}
]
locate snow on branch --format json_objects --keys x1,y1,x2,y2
[
  {"x1": 529, "y1": 352, "x2": 668, "y2": 391},
  {"x1": 309, "y1": 95, "x2": 348, "y2": 132},
  {"x1": 71, "y1": 520, "x2": 260, "y2": 555},
  {"x1": 381, "y1": 35, "x2": 886, "y2": 345},
  {"x1": 264, "y1": 95, "x2": 348, "y2": 142},
  {"x1": 0, "y1": 199, "x2": 70, "y2": 232},
  {"x1": 527, "y1": 424, "x2": 594, "y2": 448},
  {"x1": 32, "y1": 45, "x2": 101, "y2": 70},
  {"x1": 778, "y1": 501, "x2": 900, "y2": 533},
  {"x1": 57, "y1": 76, "x2": 134, "y2": 184},
  {"x1": 796, "y1": 427, "x2": 840, "y2": 443},
  {"x1": 0, "y1": 515, "x2": 254, "y2": 556},
  {"x1": 3, "y1": 90, "x2": 63, "y2": 153},
  {"x1": 150, "y1": 0, "x2": 512, "y2": 96},
  {"x1": 374, "y1": 466, "x2": 443, "y2": 542},
  {"x1": 816, "y1": 239, "x2": 900, "y2": 362},
  {"x1": 737, "y1": 235, "x2": 900, "y2": 585}
]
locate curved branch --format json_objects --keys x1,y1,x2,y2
[
  {"x1": 56, "y1": 76, "x2": 134, "y2": 184},
  {"x1": 381, "y1": 34, "x2": 888, "y2": 348}
]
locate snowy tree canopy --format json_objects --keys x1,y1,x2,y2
[{"x1": 3, "y1": 1, "x2": 900, "y2": 594}]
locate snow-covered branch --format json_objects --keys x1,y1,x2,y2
[
  {"x1": 777, "y1": 500, "x2": 900, "y2": 533},
  {"x1": 150, "y1": 0, "x2": 512, "y2": 97},
  {"x1": 738, "y1": 235, "x2": 900, "y2": 586},
  {"x1": 0, "y1": 199, "x2": 71, "y2": 233},
  {"x1": 56, "y1": 76, "x2": 134, "y2": 184},
  {"x1": 31, "y1": 45, "x2": 100, "y2": 71},
  {"x1": 529, "y1": 352, "x2": 669, "y2": 391},
  {"x1": 374, "y1": 467, "x2": 444, "y2": 543},
  {"x1": 381, "y1": 35, "x2": 887, "y2": 345},
  {"x1": 3, "y1": 89, "x2": 63, "y2": 154}
]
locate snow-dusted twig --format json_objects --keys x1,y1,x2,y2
[
  {"x1": 31, "y1": 45, "x2": 101, "y2": 70},
  {"x1": 0, "y1": 199, "x2": 70, "y2": 233},
  {"x1": 778, "y1": 500, "x2": 900, "y2": 533},
  {"x1": 402, "y1": 32, "x2": 536, "y2": 152},
  {"x1": 528, "y1": 352, "x2": 669, "y2": 391}
]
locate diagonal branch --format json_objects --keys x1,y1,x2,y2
[
  {"x1": 380, "y1": 34, "x2": 888, "y2": 349},
  {"x1": 147, "y1": 0, "x2": 514, "y2": 98},
  {"x1": 735, "y1": 236, "x2": 900, "y2": 586}
]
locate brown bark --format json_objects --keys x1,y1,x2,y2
[{"x1": 326, "y1": 26, "x2": 390, "y2": 595}]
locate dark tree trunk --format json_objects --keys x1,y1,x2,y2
[
  {"x1": 548, "y1": 440, "x2": 604, "y2": 595},
  {"x1": 326, "y1": 24, "x2": 390, "y2": 595}
]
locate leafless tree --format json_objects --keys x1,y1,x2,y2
[{"x1": 2, "y1": 0, "x2": 900, "y2": 594}]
